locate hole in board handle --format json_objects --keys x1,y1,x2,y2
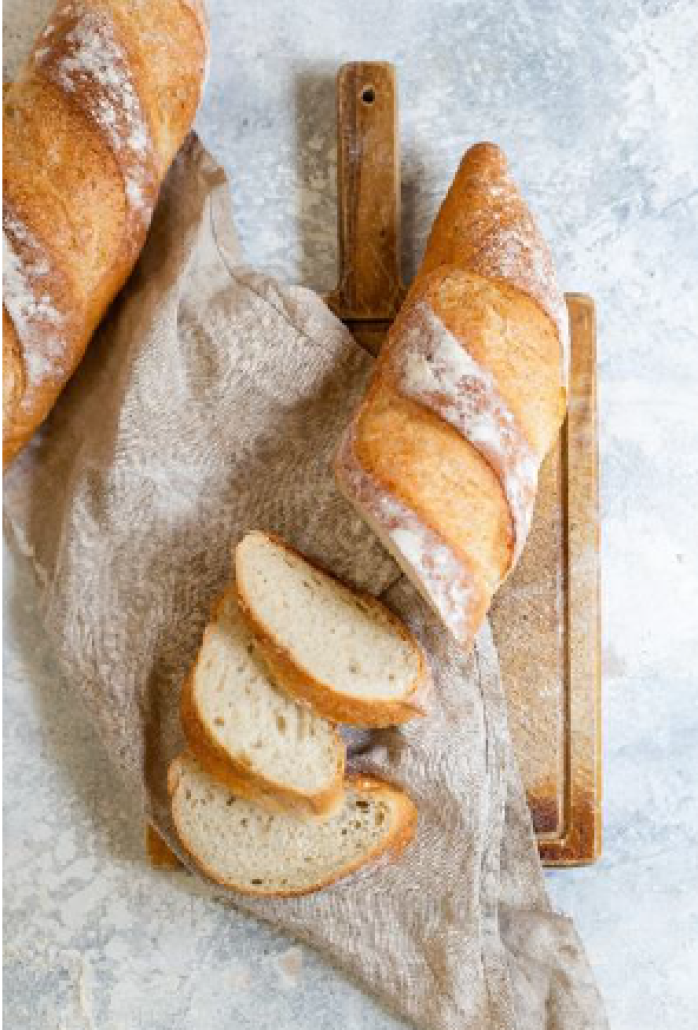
[{"x1": 361, "y1": 85, "x2": 376, "y2": 105}]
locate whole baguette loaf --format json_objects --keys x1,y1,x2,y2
[
  {"x1": 336, "y1": 143, "x2": 567, "y2": 646},
  {"x1": 2, "y1": 0, "x2": 209, "y2": 466}
]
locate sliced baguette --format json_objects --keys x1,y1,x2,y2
[
  {"x1": 168, "y1": 753, "x2": 417, "y2": 897},
  {"x1": 181, "y1": 589, "x2": 345, "y2": 820},
  {"x1": 235, "y1": 531, "x2": 430, "y2": 727}
]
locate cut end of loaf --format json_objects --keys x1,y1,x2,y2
[
  {"x1": 234, "y1": 531, "x2": 430, "y2": 726},
  {"x1": 182, "y1": 586, "x2": 345, "y2": 819},
  {"x1": 168, "y1": 753, "x2": 417, "y2": 897}
]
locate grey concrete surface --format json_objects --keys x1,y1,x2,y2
[{"x1": 4, "y1": 1, "x2": 698, "y2": 1027}]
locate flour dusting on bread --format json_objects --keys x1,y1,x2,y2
[
  {"x1": 336, "y1": 141, "x2": 567, "y2": 646},
  {"x1": 394, "y1": 302, "x2": 539, "y2": 561},
  {"x1": 468, "y1": 145, "x2": 569, "y2": 380},
  {"x1": 335, "y1": 427, "x2": 480, "y2": 641},
  {"x1": 3, "y1": 212, "x2": 66, "y2": 392},
  {"x1": 478, "y1": 159, "x2": 568, "y2": 381},
  {"x1": 38, "y1": 2, "x2": 156, "y2": 223},
  {"x1": 479, "y1": 215, "x2": 569, "y2": 383},
  {"x1": 3, "y1": 0, "x2": 208, "y2": 465},
  {"x1": 422, "y1": 142, "x2": 569, "y2": 384}
]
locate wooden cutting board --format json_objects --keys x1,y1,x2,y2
[
  {"x1": 326, "y1": 62, "x2": 602, "y2": 866},
  {"x1": 146, "y1": 61, "x2": 601, "y2": 870}
]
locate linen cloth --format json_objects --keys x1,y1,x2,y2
[{"x1": 4, "y1": 136, "x2": 606, "y2": 1030}]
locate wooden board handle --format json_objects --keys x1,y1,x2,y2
[{"x1": 328, "y1": 62, "x2": 404, "y2": 325}]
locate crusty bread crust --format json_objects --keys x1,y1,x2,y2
[
  {"x1": 145, "y1": 823, "x2": 183, "y2": 870},
  {"x1": 167, "y1": 757, "x2": 418, "y2": 898},
  {"x1": 335, "y1": 143, "x2": 567, "y2": 648},
  {"x1": 419, "y1": 142, "x2": 569, "y2": 368},
  {"x1": 3, "y1": 0, "x2": 209, "y2": 466},
  {"x1": 334, "y1": 421, "x2": 488, "y2": 645},
  {"x1": 235, "y1": 531, "x2": 431, "y2": 727},
  {"x1": 180, "y1": 668, "x2": 346, "y2": 821}
]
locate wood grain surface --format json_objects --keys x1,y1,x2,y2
[
  {"x1": 491, "y1": 295, "x2": 601, "y2": 864},
  {"x1": 328, "y1": 62, "x2": 601, "y2": 866},
  {"x1": 326, "y1": 62, "x2": 406, "y2": 353}
]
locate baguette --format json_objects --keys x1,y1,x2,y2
[
  {"x1": 181, "y1": 587, "x2": 345, "y2": 820},
  {"x1": 235, "y1": 531, "x2": 430, "y2": 727},
  {"x1": 3, "y1": 0, "x2": 209, "y2": 465},
  {"x1": 168, "y1": 753, "x2": 417, "y2": 897},
  {"x1": 336, "y1": 143, "x2": 567, "y2": 646}
]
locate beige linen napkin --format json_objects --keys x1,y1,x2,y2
[{"x1": 4, "y1": 136, "x2": 606, "y2": 1030}]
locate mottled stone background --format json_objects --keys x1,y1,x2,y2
[{"x1": 3, "y1": 1, "x2": 697, "y2": 1027}]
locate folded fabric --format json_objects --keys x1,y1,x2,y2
[{"x1": 4, "y1": 135, "x2": 607, "y2": 1030}]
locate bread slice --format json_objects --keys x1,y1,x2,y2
[
  {"x1": 181, "y1": 589, "x2": 345, "y2": 820},
  {"x1": 234, "y1": 531, "x2": 430, "y2": 727},
  {"x1": 168, "y1": 753, "x2": 417, "y2": 896}
]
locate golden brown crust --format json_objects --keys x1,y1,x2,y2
[
  {"x1": 235, "y1": 531, "x2": 430, "y2": 728},
  {"x1": 334, "y1": 417, "x2": 488, "y2": 645},
  {"x1": 145, "y1": 823, "x2": 183, "y2": 869},
  {"x1": 420, "y1": 142, "x2": 568, "y2": 354},
  {"x1": 398, "y1": 267, "x2": 566, "y2": 459},
  {"x1": 355, "y1": 376, "x2": 510, "y2": 595},
  {"x1": 180, "y1": 669, "x2": 346, "y2": 821},
  {"x1": 337, "y1": 142, "x2": 567, "y2": 647},
  {"x1": 350, "y1": 265, "x2": 565, "y2": 607},
  {"x1": 168, "y1": 757, "x2": 418, "y2": 898},
  {"x1": 3, "y1": 0, "x2": 208, "y2": 467},
  {"x1": 2, "y1": 310, "x2": 25, "y2": 435}
]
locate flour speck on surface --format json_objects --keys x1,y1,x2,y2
[
  {"x1": 39, "y1": 3, "x2": 154, "y2": 221},
  {"x1": 396, "y1": 303, "x2": 539, "y2": 560},
  {"x1": 3, "y1": 212, "x2": 66, "y2": 391}
]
